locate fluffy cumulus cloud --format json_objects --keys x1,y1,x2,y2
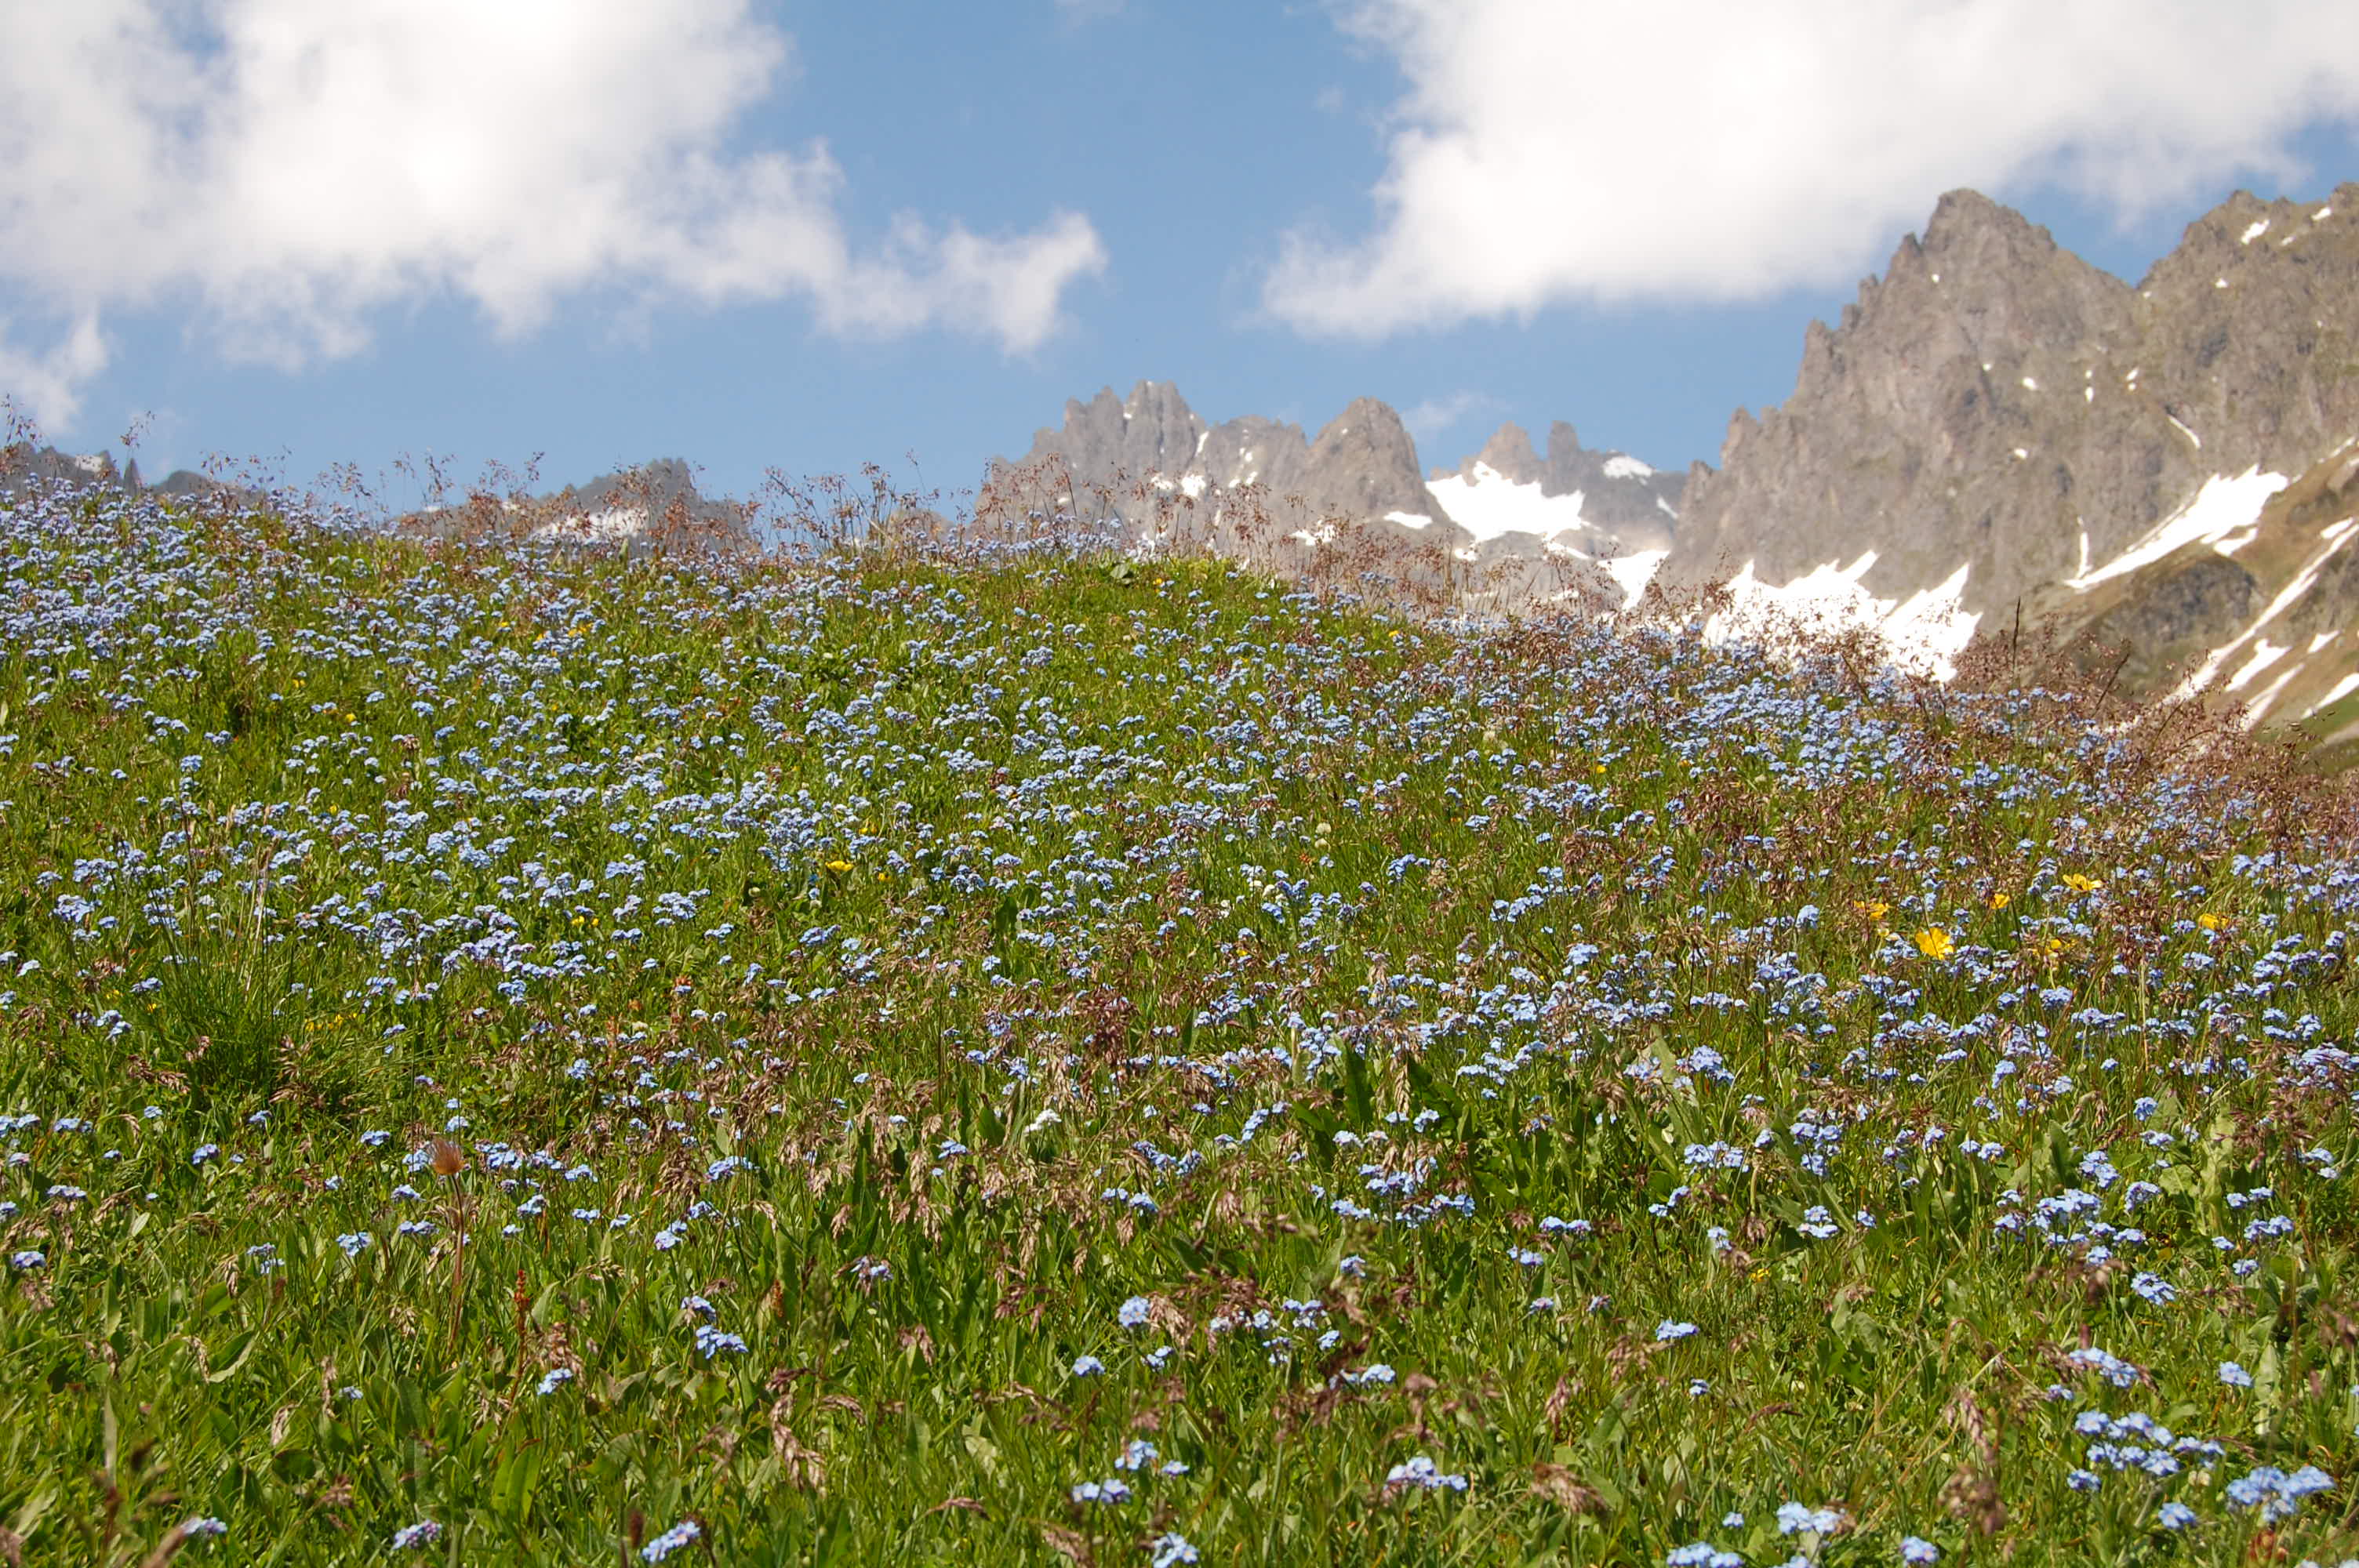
[
  {"x1": 0, "y1": 0, "x2": 1106, "y2": 429},
  {"x1": 0, "y1": 316, "x2": 110, "y2": 434},
  {"x1": 1267, "y1": 0, "x2": 2359, "y2": 335},
  {"x1": 1400, "y1": 390, "x2": 1498, "y2": 441}
]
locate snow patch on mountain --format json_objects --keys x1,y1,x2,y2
[
  {"x1": 1605, "y1": 549, "x2": 1669, "y2": 607},
  {"x1": 2070, "y1": 467, "x2": 2287, "y2": 590},
  {"x1": 2168, "y1": 512, "x2": 2359, "y2": 714},
  {"x1": 1710, "y1": 554, "x2": 1980, "y2": 680},
  {"x1": 2226, "y1": 638, "x2": 2290, "y2": 691},
  {"x1": 529, "y1": 506, "x2": 649, "y2": 544},
  {"x1": 1426, "y1": 465, "x2": 1589, "y2": 543}
]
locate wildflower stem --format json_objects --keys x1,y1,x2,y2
[{"x1": 449, "y1": 1178, "x2": 465, "y2": 1355}]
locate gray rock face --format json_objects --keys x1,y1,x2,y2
[
  {"x1": 147, "y1": 468, "x2": 224, "y2": 499},
  {"x1": 1197, "y1": 413, "x2": 1314, "y2": 501},
  {"x1": 2095, "y1": 554, "x2": 2259, "y2": 651},
  {"x1": 990, "y1": 382, "x2": 1692, "y2": 615},
  {"x1": 548, "y1": 456, "x2": 745, "y2": 535},
  {"x1": 1462, "y1": 421, "x2": 1545, "y2": 485},
  {"x1": 1305, "y1": 397, "x2": 1442, "y2": 523},
  {"x1": 990, "y1": 379, "x2": 1460, "y2": 549},
  {"x1": 1665, "y1": 183, "x2": 2359, "y2": 627}
]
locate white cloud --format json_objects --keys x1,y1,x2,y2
[
  {"x1": 0, "y1": 1, "x2": 1107, "y2": 426},
  {"x1": 0, "y1": 314, "x2": 110, "y2": 434},
  {"x1": 1401, "y1": 390, "x2": 1496, "y2": 441},
  {"x1": 1267, "y1": 0, "x2": 2359, "y2": 334}
]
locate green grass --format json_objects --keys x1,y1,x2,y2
[{"x1": 1, "y1": 483, "x2": 2357, "y2": 1566}]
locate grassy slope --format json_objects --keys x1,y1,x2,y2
[{"x1": 2, "y1": 483, "x2": 2358, "y2": 1566}]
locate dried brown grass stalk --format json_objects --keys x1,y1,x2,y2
[{"x1": 431, "y1": 1138, "x2": 467, "y2": 1352}]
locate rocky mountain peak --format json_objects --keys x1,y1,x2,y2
[
  {"x1": 990, "y1": 381, "x2": 1454, "y2": 541},
  {"x1": 1466, "y1": 422, "x2": 1545, "y2": 485},
  {"x1": 1918, "y1": 187, "x2": 2050, "y2": 260},
  {"x1": 1664, "y1": 180, "x2": 2359, "y2": 633},
  {"x1": 1540, "y1": 422, "x2": 1589, "y2": 475},
  {"x1": 1304, "y1": 397, "x2": 1437, "y2": 522},
  {"x1": 994, "y1": 379, "x2": 1692, "y2": 619}
]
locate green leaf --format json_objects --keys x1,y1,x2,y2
[
  {"x1": 205, "y1": 1329, "x2": 258, "y2": 1383},
  {"x1": 8, "y1": 1482, "x2": 56, "y2": 1541},
  {"x1": 492, "y1": 1440, "x2": 545, "y2": 1527},
  {"x1": 1341, "y1": 1044, "x2": 1376, "y2": 1128}
]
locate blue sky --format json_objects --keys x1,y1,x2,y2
[{"x1": 5, "y1": 1, "x2": 2358, "y2": 517}]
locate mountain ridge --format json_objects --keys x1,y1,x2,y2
[
  {"x1": 1000, "y1": 177, "x2": 2359, "y2": 758},
  {"x1": 1662, "y1": 181, "x2": 2359, "y2": 626},
  {"x1": 987, "y1": 379, "x2": 1684, "y2": 607}
]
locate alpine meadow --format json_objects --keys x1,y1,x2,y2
[{"x1": 2, "y1": 449, "x2": 2359, "y2": 1568}]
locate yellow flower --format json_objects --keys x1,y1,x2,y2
[
  {"x1": 1853, "y1": 899, "x2": 1891, "y2": 923},
  {"x1": 2197, "y1": 912, "x2": 2225, "y2": 931},
  {"x1": 1913, "y1": 927, "x2": 1955, "y2": 960},
  {"x1": 2061, "y1": 873, "x2": 2100, "y2": 894},
  {"x1": 1988, "y1": 891, "x2": 2011, "y2": 911},
  {"x1": 823, "y1": 858, "x2": 852, "y2": 874}
]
